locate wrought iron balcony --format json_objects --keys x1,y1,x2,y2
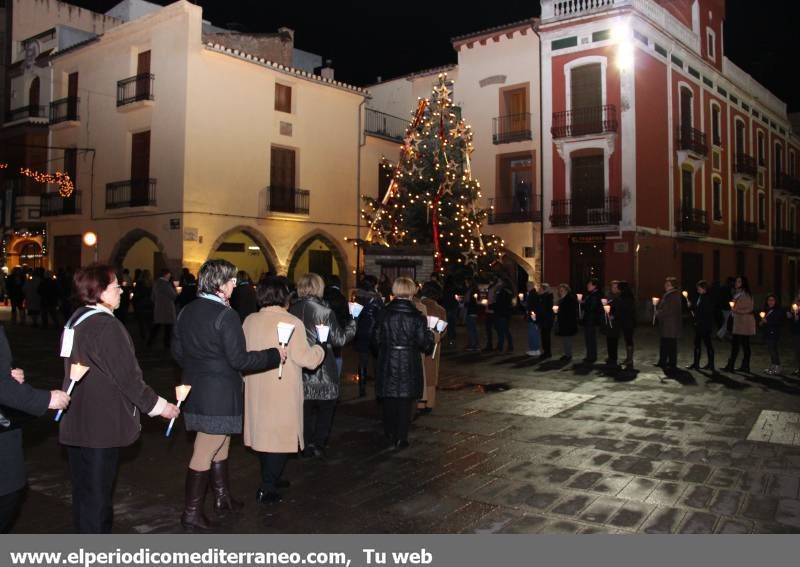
[
  {"x1": 49, "y1": 96, "x2": 79, "y2": 124},
  {"x1": 550, "y1": 196, "x2": 621, "y2": 227},
  {"x1": 675, "y1": 207, "x2": 709, "y2": 235},
  {"x1": 106, "y1": 179, "x2": 157, "y2": 209},
  {"x1": 6, "y1": 104, "x2": 46, "y2": 122},
  {"x1": 488, "y1": 196, "x2": 542, "y2": 224},
  {"x1": 41, "y1": 191, "x2": 81, "y2": 216},
  {"x1": 364, "y1": 108, "x2": 408, "y2": 142},
  {"x1": 734, "y1": 153, "x2": 757, "y2": 177},
  {"x1": 774, "y1": 230, "x2": 800, "y2": 249},
  {"x1": 774, "y1": 172, "x2": 800, "y2": 196},
  {"x1": 733, "y1": 220, "x2": 758, "y2": 243},
  {"x1": 117, "y1": 73, "x2": 155, "y2": 107},
  {"x1": 492, "y1": 113, "x2": 532, "y2": 144},
  {"x1": 265, "y1": 186, "x2": 309, "y2": 215},
  {"x1": 676, "y1": 125, "x2": 707, "y2": 156},
  {"x1": 551, "y1": 104, "x2": 618, "y2": 138}
]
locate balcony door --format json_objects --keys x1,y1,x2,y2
[
  {"x1": 67, "y1": 72, "x2": 79, "y2": 118},
  {"x1": 571, "y1": 153, "x2": 604, "y2": 225},
  {"x1": 131, "y1": 130, "x2": 151, "y2": 206},
  {"x1": 270, "y1": 147, "x2": 296, "y2": 212},
  {"x1": 735, "y1": 186, "x2": 746, "y2": 227},
  {"x1": 735, "y1": 121, "x2": 745, "y2": 157},
  {"x1": 136, "y1": 50, "x2": 151, "y2": 100},
  {"x1": 776, "y1": 201, "x2": 784, "y2": 232},
  {"x1": 680, "y1": 87, "x2": 692, "y2": 130},
  {"x1": 29, "y1": 77, "x2": 40, "y2": 114},
  {"x1": 570, "y1": 64, "x2": 601, "y2": 135},
  {"x1": 681, "y1": 168, "x2": 694, "y2": 211},
  {"x1": 501, "y1": 87, "x2": 527, "y2": 137}
]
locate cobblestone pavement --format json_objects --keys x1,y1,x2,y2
[{"x1": 4, "y1": 312, "x2": 800, "y2": 534}]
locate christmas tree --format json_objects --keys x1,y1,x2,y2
[{"x1": 363, "y1": 73, "x2": 504, "y2": 275}]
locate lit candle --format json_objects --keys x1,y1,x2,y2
[
  {"x1": 518, "y1": 292, "x2": 524, "y2": 301},
  {"x1": 54, "y1": 363, "x2": 89, "y2": 422},
  {"x1": 651, "y1": 297, "x2": 660, "y2": 306},
  {"x1": 759, "y1": 311, "x2": 766, "y2": 319},
  {"x1": 729, "y1": 301, "x2": 735, "y2": 309},
  {"x1": 603, "y1": 304, "x2": 612, "y2": 327},
  {"x1": 552, "y1": 305, "x2": 559, "y2": 314},
  {"x1": 576, "y1": 293, "x2": 583, "y2": 302},
  {"x1": 601, "y1": 298, "x2": 608, "y2": 306},
  {"x1": 165, "y1": 384, "x2": 192, "y2": 437},
  {"x1": 792, "y1": 304, "x2": 798, "y2": 313},
  {"x1": 682, "y1": 291, "x2": 689, "y2": 299}
]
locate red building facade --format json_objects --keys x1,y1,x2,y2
[{"x1": 540, "y1": 0, "x2": 800, "y2": 309}]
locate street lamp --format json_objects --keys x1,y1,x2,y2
[{"x1": 83, "y1": 231, "x2": 98, "y2": 263}]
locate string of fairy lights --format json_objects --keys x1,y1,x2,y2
[
  {"x1": 0, "y1": 162, "x2": 75, "y2": 197},
  {"x1": 362, "y1": 73, "x2": 504, "y2": 272}
]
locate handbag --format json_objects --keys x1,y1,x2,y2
[{"x1": 0, "y1": 404, "x2": 36, "y2": 431}]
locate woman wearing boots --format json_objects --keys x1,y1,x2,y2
[
  {"x1": 722, "y1": 276, "x2": 755, "y2": 373},
  {"x1": 243, "y1": 277, "x2": 324, "y2": 504},
  {"x1": 172, "y1": 259, "x2": 284, "y2": 531},
  {"x1": 687, "y1": 280, "x2": 716, "y2": 370}
]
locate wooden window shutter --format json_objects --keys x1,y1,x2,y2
[
  {"x1": 275, "y1": 84, "x2": 292, "y2": 113},
  {"x1": 570, "y1": 64, "x2": 601, "y2": 110},
  {"x1": 137, "y1": 50, "x2": 151, "y2": 75}
]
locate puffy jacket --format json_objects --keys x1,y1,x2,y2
[
  {"x1": 371, "y1": 299, "x2": 434, "y2": 398},
  {"x1": 289, "y1": 295, "x2": 356, "y2": 400},
  {"x1": 353, "y1": 289, "x2": 384, "y2": 353}
]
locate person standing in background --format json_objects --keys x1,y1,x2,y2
[
  {"x1": 655, "y1": 277, "x2": 682, "y2": 370},
  {"x1": 323, "y1": 274, "x2": 350, "y2": 379},
  {"x1": 230, "y1": 271, "x2": 258, "y2": 322},
  {"x1": 686, "y1": 280, "x2": 715, "y2": 371}
]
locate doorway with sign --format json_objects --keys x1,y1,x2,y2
[{"x1": 569, "y1": 236, "x2": 605, "y2": 292}]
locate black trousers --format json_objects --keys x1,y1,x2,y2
[
  {"x1": 484, "y1": 313, "x2": 495, "y2": 348},
  {"x1": 540, "y1": 327, "x2": 552, "y2": 357},
  {"x1": 303, "y1": 399, "x2": 336, "y2": 448},
  {"x1": 147, "y1": 323, "x2": 172, "y2": 348},
  {"x1": 606, "y1": 336, "x2": 619, "y2": 364},
  {"x1": 659, "y1": 338, "x2": 678, "y2": 368},
  {"x1": 382, "y1": 397, "x2": 414, "y2": 444},
  {"x1": 584, "y1": 324, "x2": 598, "y2": 362},
  {"x1": 257, "y1": 452, "x2": 289, "y2": 492},
  {"x1": 357, "y1": 352, "x2": 370, "y2": 396},
  {"x1": 693, "y1": 332, "x2": 715, "y2": 367},
  {"x1": 0, "y1": 489, "x2": 23, "y2": 533},
  {"x1": 68, "y1": 446, "x2": 119, "y2": 534},
  {"x1": 728, "y1": 335, "x2": 751, "y2": 368}
]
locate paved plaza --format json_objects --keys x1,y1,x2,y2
[{"x1": 4, "y1": 312, "x2": 800, "y2": 534}]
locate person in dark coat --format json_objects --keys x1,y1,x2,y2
[
  {"x1": 493, "y1": 279, "x2": 514, "y2": 352},
  {"x1": 582, "y1": 278, "x2": 604, "y2": 364},
  {"x1": 289, "y1": 273, "x2": 356, "y2": 457},
  {"x1": 6, "y1": 268, "x2": 25, "y2": 324},
  {"x1": 464, "y1": 280, "x2": 480, "y2": 351},
  {"x1": 534, "y1": 284, "x2": 554, "y2": 359},
  {"x1": 59, "y1": 265, "x2": 180, "y2": 533},
  {"x1": 353, "y1": 275, "x2": 383, "y2": 398},
  {"x1": 524, "y1": 285, "x2": 542, "y2": 357},
  {"x1": 687, "y1": 280, "x2": 716, "y2": 370},
  {"x1": 760, "y1": 294, "x2": 783, "y2": 375},
  {"x1": 614, "y1": 281, "x2": 637, "y2": 368},
  {"x1": 39, "y1": 270, "x2": 60, "y2": 328},
  {"x1": 0, "y1": 327, "x2": 70, "y2": 532},
  {"x1": 371, "y1": 277, "x2": 434, "y2": 449},
  {"x1": 554, "y1": 284, "x2": 578, "y2": 360},
  {"x1": 603, "y1": 282, "x2": 621, "y2": 370},
  {"x1": 230, "y1": 271, "x2": 258, "y2": 322},
  {"x1": 655, "y1": 277, "x2": 683, "y2": 369},
  {"x1": 323, "y1": 274, "x2": 350, "y2": 378},
  {"x1": 148, "y1": 269, "x2": 177, "y2": 350},
  {"x1": 172, "y1": 259, "x2": 283, "y2": 531},
  {"x1": 789, "y1": 292, "x2": 800, "y2": 376},
  {"x1": 132, "y1": 269, "x2": 153, "y2": 341},
  {"x1": 176, "y1": 271, "x2": 198, "y2": 312}
]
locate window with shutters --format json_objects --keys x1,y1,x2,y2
[
  {"x1": 774, "y1": 143, "x2": 783, "y2": 187},
  {"x1": 711, "y1": 103, "x2": 721, "y2": 146},
  {"x1": 570, "y1": 152, "x2": 605, "y2": 225},
  {"x1": 29, "y1": 77, "x2": 40, "y2": 110},
  {"x1": 679, "y1": 87, "x2": 693, "y2": 129},
  {"x1": 734, "y1": 119, "x2": 745, "y2": 157},
  {"x1": 712, "y1": 177, "x2": 722, "y2": 221},
  {"x1": 789, "y1": 150, "x2": 797, "y2": 177},
  {"x1": 776, "y1": 200, "x2": 784, "y2": 231},
  {"x1": 569, "y1": 63, "x2": 603, "y2": 135},
  {"x1": 757, "y1": 131, "x2": 765, "y2": 166},
  {"x1": 758, "y1": 192, "x2": 766, "y2": 230},
  {"x1": 269, "y1": 146, "x2": 297, "y2": 213},
  {"x1": 275, "y1": 83, "x2": 292, "y2": 113}
]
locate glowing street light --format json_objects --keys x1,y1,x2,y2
[{"x1": 83, "y1": 231, "x2": 98, "y2": 262}]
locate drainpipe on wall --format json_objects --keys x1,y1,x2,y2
[
  {"x1": 355, "y1": 96, "x2": 367, "y2": 289},
  {"x1": 537, "y1": 24, "x2": 545, "y2": 285}
]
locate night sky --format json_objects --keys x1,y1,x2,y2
[{"x1": 66, "y1": 0, "x2": 800, "y2": 113}]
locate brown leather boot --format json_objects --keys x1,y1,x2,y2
[
  {"x1": 211, "y1": 460, "x2": 243, "y2": 516},
  {"x1": 181, "y1": 468, "x2": 214, "y2": 531}
]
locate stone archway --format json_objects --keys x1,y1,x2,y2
[
  {"x1": 110, "y1": 229, "x2": 166, "y2": 272},
  {"x1": 207, "y1": 226, "x2": 279, "y2": 280},
  {"x1": 286, "y1": 230, "x2": 349, "y2": 286},
  {"x1": 497, "y1": 247, "x2": 537, "y2": 293}
]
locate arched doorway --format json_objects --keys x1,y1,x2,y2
[
  {"x1": 287, "y1": 232, "x2": 347, "y2": 286},
  {"x1": 111, "y1": 229, "x2": 166, "y2": 275},
  {"x1": 209, "y1": 229, "x2": 276, "y2": 282},
  {"x1": 17, "y1": 240, "x2": 43, "y2": 269},
  {"x1": 496, "y1": 248, "x2": 536, "y2": 294}
]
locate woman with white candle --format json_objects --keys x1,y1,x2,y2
[
  {"x1": 289, "y1": 273, "x2": 356, "y2": 458},
  {"x1": 58, "y1": 264, "x2": 179, "y2": 533},
  {"x1": 1, "y1": 328, "x2": 70, "y2": 532},
  {"x1": 243, "y1": 277, "x2": 325, "y2": 504},
  {"x1": 759, "y1": 294, "x2": 783, "y2": 375},
  {"x1": 371, "y1": 277, "x2": 435, "y2": 449},
  {"x1": 172, "y1": 260, "x2": 285, "y2": 531},
  {"x1": 654, "y1": 277, "x2": 683, "y2": 369},
  {"x1": 721, "y1": 276, "x2": 755, "y2": 373},
  {"x1": 554, "y1": 284, "x2": 578, "y2": 361},
  {"x1": 418, "y1": 281, "x2": 447, "y2": 412}
]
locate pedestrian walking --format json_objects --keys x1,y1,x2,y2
[
  {"x1": 686, "y1": 280, "x2": 716, "y2": 370},
  {"x1": 176, "y1": 272, "x2": 198, "y2": 312},
  {"x1": 493, "y1": 279, "x2": 514, "y2": 352},
  {"x1": 554, "y1": 284, "x2": 578, "y2": 361},
  {"x1": 603, "y1": 281, "x2": 621, "y2": 370},
  {"x1": 654, "y1": 277, "x2": 682, "y2": 369},
  {"x1": 288, "y1": 273, "x2": 356, "y2": 458},
  {"x1": 482, "y1": 276, "x2": 500, "y2": 351},
  {"x1": 717, "y1": 276, "x2": 735, "y2": 340},
  {"x1": 353, "y1": 275, "x2": 384, "y2": 398},
  {"x1": 760, "y1": 294, "x2": 783, "y2": 375},
  {"x1": 7, "y1": 268, "x2": 25, "y2": 324},
  {"x1": 581, "y1": 278, "x2": 603, "y2": 364},
  {"x1": 371, "y1": 277, "x2": 434, "y2": 449},
  {"x1": 172, "y1": 259, "x2": 284, "y2": 531},
  {"x1": 242, "y1": 277, "x2": 325, "y2": 504},
  {"x1": 59, "y1": 264, "x2": 179, "y2": 533},
  {"x1": 149, "y1": 269, "x2": 177, "y2": 350},
  {"x1": 1, "y1": 328, "x2": 70, "y2": 532},
  {"x1": 230, "y1": 271, "x2": 258, "y2": 323},
  {"x1": 722, "y1": 276, "x2": 755, "y2": 373},
  {"x1": 115, "y1": 269, "x2": 132, "y2": 324},
  {"x1": 39, "y1": 271, "x2": 60, "y2": 328},
  {"x1": 441, "y1": 277, "x2": 459, "y2": 348}
]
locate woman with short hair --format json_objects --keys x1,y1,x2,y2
[
  {"x1": 59, "y1": 264, "x2": 180, "y2": 533},
  {"x1": 655, "y1": 276, "x2": 683, "y2": 369},
  {"x1": 288, "y1": 273, "x2": 356, "y2": 458},
  {"x1": 722, "y1": 275, "x2": 755, "y2": 373},
  {"x1": 172, "y1": 259, "x2": 284, "y2": 531},
  {"x1": 243, "y1": 277, "x2": 325, "y2": 503},
  {"x1": 371, "y1": 277, "x2": 434, "y2": 449}
]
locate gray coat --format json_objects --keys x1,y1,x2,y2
[
  {"x1": 656, "y1": 288, "x2": 683, "y2": 338},
  {"x1": 289, "y1": 296, "x2": 356, "y2": 400},
  {"x1": 152, "y1": 277, "x2": 177, "y2": 324}
]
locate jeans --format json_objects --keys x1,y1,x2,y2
[
  {"x1": 446, "y1": 308, "x2": 458, "y2": 345},
  {"x1": 466, "y1": 315, "x2": 479, "y2": 349},
  {"x1": 258, "y1": 452, "x2": 289, "y2": 492},
  {"x1": 303, "y1": 399, "x2": 336, "y2": 448},
  {"x1": 495, "y1": 316, "x2": 513, "y2": 350},
  {"x1": 727, "y1": 335, "x2": 751, "y2": 368},
  {"x1": 527, "y1": 321, "x2": 541, "y2": 353},
  {"x1": 561, "y1": 336, "x2": 573, "y2": 358},
  {"x1": 382, "y1": 397, "x2": 414, "y2": 444},
  {"x1": 484, "y1": 313, "x2": 495, "y2": 348},
  {"x1": 583, "y1": 324, "x2": 598, "y2": 362},
  {"x1": 335, "y1": 356, "x2": 343, "y2": 378},
  {"x1": 357, "y1": 351, "x2": 371, "y2": 396},
  {"x1": 68, "y1": 446, "x2": 120, "y2": 534}
]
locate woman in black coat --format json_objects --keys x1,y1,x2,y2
[
  {"x1": 613, "y1": 281, "x2": 637, "y2": 369},
  {"x1": 0, "y1": 327, "x2": 69, "y2": 532},
  {"x1": 353, "y1": 275, "x2": 384, "y2": 398},
  {"x1": 371, "y1": 277, "x2": 434, "y2": 449},
  {"x1": 554, "y1": 284, "x2": 579, "y2": 360},
  {"x1": 687, "y1": 280, "x2": 716, "y2": 370},
  {"x1": 172, "y1": 259, "x2": 283, "y2": 531}
]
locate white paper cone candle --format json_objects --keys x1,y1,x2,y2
[
  {"x1": 576, "y1": 294, "x2": 583, "y2": 302},
  {"x1": 55, "y1": 363, "x2": 89, "y2": 422},
  {"x1": 604, "y1": 304, "x2": 612, "y2": 327},
  {"x1": 348, "y1": 302, "x2": 364, "y2": 318},
  {"x1": 793, "y1": 304, "x2": 799, "y2": 313},
  {"x1": 682, "y1": 291, "x2": 689, "y2": 298},
  {"x1": 435, "y1": 320, "x2": 448, "y2": 333},
  {"x1": 552, "y1": 305, "x2": 559, "y2": 314},
  {"x1": 426, "y1": 316, "x2": 440, "y2": 329},
  {"x1": 760, "y1": 311, "x2": 766, "y2": 319},
  {"x1": 276, "y1": 322, "x2": 296, "y2": 379},
  {"x1": 166, "y1": 384, "x2": 192, "y2": 437},
  {"x1": 518, "y1": 293, "x2": 524, "y2": 301},
  {"x1": 652, "y1": 297, "x2": 660, "y2": 306},
  {"x1": 530, "y1": 312, "x2": 536, "y2": 321},
  {"x1": 652, "y1": 298, "x2": 659, "y2": 325},
  {"x1": 729, "y1": 301, "x2": 735, "y2": 309},
  {"x1": 315, "y1": 324, "x2": 330, "y2": 343},
  {"x1": 601, "y1": 298, "x2": 608, "y2": 306}
]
